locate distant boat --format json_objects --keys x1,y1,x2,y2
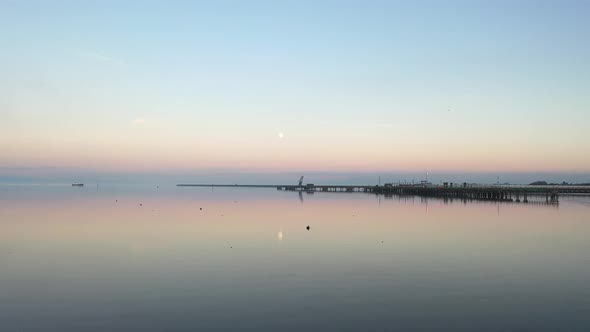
[{"x1": 72, "y1": 183, "x2": 84, "y2": 187}]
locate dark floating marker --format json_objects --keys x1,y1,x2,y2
[
  {"x1": 115, "y1": 200, "x2": 118, "y2": 202},
  {"x1": 306, "y1": 225, "x2": 310, "y2": 231},
  {"x1": 200, "y1": 208, "x2": 202, "y2": 210},
  {"x1": 140, "y1": 203, "x2": 142, "y2": 206}
]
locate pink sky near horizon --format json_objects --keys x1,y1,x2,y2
[{"x1": 2, "y1": 132, "x2": 589, "y2": 173}]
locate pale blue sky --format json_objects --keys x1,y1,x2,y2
[{"x1": 1, "y1": 0, "x2": 589, "y2": 182}]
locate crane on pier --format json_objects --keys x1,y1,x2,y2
[{"x1": 298, "y1": 176, "x2": 304, "y2": 186}]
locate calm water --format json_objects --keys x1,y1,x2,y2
[{"x1": 1, "y1": 184, "x2": 590, "y2": 331}]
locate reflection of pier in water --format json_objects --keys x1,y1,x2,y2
[
  {"x1": 376, "y1": 192, "x2": 559, "y2": 207},
  {"x1": 381, "y1": 192, "x2": 560, "y2": 206},
  {"x1": 433, "y1": 194, "x2": 556, "y2": 207}
]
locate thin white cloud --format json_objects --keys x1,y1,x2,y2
[{"x1": 81, "y1": 50, "x2": 124, "y2": 66}]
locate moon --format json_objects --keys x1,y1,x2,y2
[{"x1": 278, "y1": 132, "x2": 284, "y2": 139}]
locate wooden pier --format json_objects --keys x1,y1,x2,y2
[
  {"x1": 177, "y1": 183, "x2": 590, "y2": 204},
  {"x1": 275, "y1": 184, "x2": 563, "y2": 203}
]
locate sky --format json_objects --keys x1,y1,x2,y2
[{"x1": 1, "y1": 0, "x2": 589, "y2": 183}]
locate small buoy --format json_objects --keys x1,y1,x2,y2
[
  {"x1": 115, "y1": 200, "x2": 118, "y2": 202},
  {"x1": 140, "y1": 203, "x2": 142, "y2": 206},
  {"x1": 200, "y1": 208, "x2": 202, "y2": 210},
  {"x1": 306, "y1": 225, "x2": 310, "y2": 230}
]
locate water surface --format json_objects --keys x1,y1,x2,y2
[{"x1": 1, "y1": 184, "x2": 589, "y2": 331}]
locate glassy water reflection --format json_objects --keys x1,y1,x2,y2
[{"x1": 1, "y1": 185, "x2": 589, "y2": 331}]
